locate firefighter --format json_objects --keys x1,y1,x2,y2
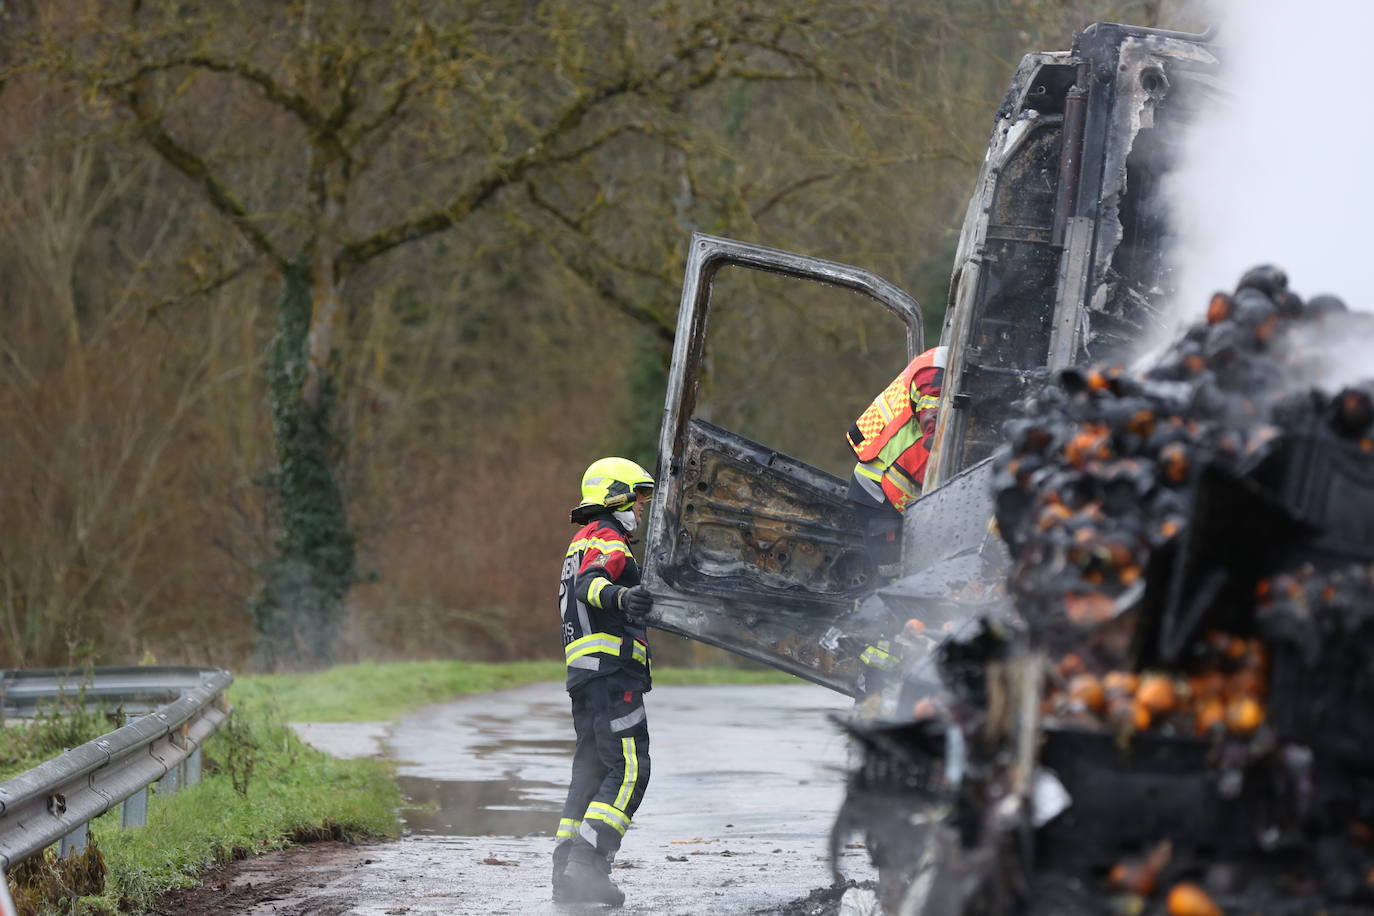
[
  {"x1": 847, "y1": 346, "x2": 947, "y2": 685},
  {"x1": 846, "y1": 345, "x2": 948, "y2": 515},
  {"x1": 552, "y1": 457, "x2": 656, "y2": 906}
]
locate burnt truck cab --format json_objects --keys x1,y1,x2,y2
[{"x1": 640, "y1": 23, "x2": 1218, "y2": 696}]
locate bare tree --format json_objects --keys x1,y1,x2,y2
[
  {"x1": 16, "y1": 0, "x2": 947, "y2": 666},
  {"x1": 0, "y1": 0, "x2": 1206, "y2": 667}
]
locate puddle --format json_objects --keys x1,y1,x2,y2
[
  {"x1": 396, "y1": 772, "x2": 567, "y2": 837},
  {"x1": 387, "y1": 682, "x2": 855, "y2": 842},
  {"x1": 389, "y1": 688, "x2": 578, "y2": 836}
]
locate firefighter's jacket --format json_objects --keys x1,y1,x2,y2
[
  {"x1": 559, "y1": 512, "x2": 652, "y2": 695},
  {"x1": 848, "y1": 346, "x2": 948, "y2": 512}
]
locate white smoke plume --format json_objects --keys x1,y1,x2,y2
[{"x1": 1170, "y1": 0, "x2": 1374, "y2": 316}]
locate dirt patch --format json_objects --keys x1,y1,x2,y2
[{"x1": 147, "y1": 841, "x2": 373, "y2": 916}]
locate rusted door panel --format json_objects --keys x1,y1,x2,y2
[
  {"x1": 662, "y1": 419, "x2": 878, "y2": 603},
  {"x1": 646, "y1": 421, "x2": 883, "y2": 695}
]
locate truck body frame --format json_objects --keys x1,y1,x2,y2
[{"x1": 641, "y1": 22, "x2": 1218, "y2": 693}]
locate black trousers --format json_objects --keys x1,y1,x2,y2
[{"x1": 556, "y1": 681, "x2": 651, "y2": 858}]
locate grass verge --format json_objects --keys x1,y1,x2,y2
[
  {"x1": 4, "y1": 689, "x2": 401, "y2": 915},
  {"x1": 91, "y1": 694, "x2": 399, "y2": 913},
  {"x1": 236, "y1": 660, "x2": 801, "y2": 722}
]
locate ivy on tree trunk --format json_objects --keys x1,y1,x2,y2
[{"x1": 253, "y1": 259, "x2": 356, "y2": 670}]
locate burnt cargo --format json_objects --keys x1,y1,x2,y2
[{"x1": 844, "y1": 268, "x2": 1374, "y2": 916}]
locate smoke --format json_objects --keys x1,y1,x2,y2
[{"x1": 1169, "y1": 0, "x2": 1374, "y2": 317}]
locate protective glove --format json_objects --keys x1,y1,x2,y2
[{"x1": 619, "y1": 586, "x2": 654, "y2": 621}]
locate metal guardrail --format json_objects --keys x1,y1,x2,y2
[
  {"x1": 0, "y1": 665, "x2": 233, "y2": 903},
  {"x1": 0, "y1": 666, "x2": 225, "y2": 720}
]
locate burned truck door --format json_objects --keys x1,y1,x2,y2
[{"x1": 641, "y1": 233, "x2": 924, "y2": 695}]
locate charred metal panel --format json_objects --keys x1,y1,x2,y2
[
  {"x1": 644, "y1": 588, "x2": 863, "y2": 696},
  {"x1": 931, "y1": 26, "x2": 1215, "y2": 488},
  {"x1": 928, "y1": 54, "x2": 1072, "y2": 488},
  {"x1": 1082, "y1": 34, "x2": 1220, "y2": 362},
  {"x1": 952, "y1": 114, "x2": 1064, "y2": 472},
  {"x1": 662, "y1": 419, "x2": 876, "y2": 603},
  {"x1": 901, "y1": 458, "x2": 1000, "y2": 575},
  {"x1": 1052, "y1": 25, "x2": 1219, "y2": 365}
]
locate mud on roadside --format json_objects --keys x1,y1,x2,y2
[{"x1": 147, "y1": 841, "x2": 373, "y2": 916}]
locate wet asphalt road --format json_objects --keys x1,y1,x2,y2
[{"x1": 257, "y1": 682, "x2": 874, "y2": 915}]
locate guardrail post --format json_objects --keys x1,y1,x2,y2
[
  {"x1": 158, "y1": 763, "x2": 180, "y2": 795},
  {"x1": 1, "y1": 867, "x2": 18, "y2": 916},
  {"x1": 121, "y1": 787, "x2": 148, "y2": 828},
  {"x1": 186, "y1": 748, "x2": 202, "y2": 787},
  {"x1": 58, "y1": 821, "x2": 88, "y2": 857}
]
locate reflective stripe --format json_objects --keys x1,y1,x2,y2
[
  {"x1": 566, "y1": 537, "x2": 629, "y2": 558},
  {"x1": 556, "y1": 818, "x2": 580, "y2": 838},
  {"x1": 610, "y1": 705, "x2": 646, "y2": 733},
  {"x1": 566, "y1": 633, "x2": 623, "y2": 663},
  {"x1": 565, "y1": 632, "x2": 649, "y2": 668},
  {"x1": 860, "y1": 639, "x2": 899, "y2": 670},
  {"x1": 875, "y1": 389, "x2": 896, "y2": 422},
  {"x1": 576, "y1": 597, "x2": 593, "y2": 643},
  {"x1": 854, "y1": 458, "x2": 885, "y2": 482},
  {"x1": 614, "y1": 737, "x2": 638, "y2": 809},
  {"x1": 568, "y1": 656, "x2": 601, "y2": 670},
  {"x1": 586, "y1": 801, "x2": 630, "y2": 835},
  {"x1": 851, "y1": 466, "x2": 886, "y2": 504},
  {"x1": 914, "y1": 394, "x2": 941, "y2": 412},
  {"x1": 884, "y1": 467, "x2": 921, "y2": 500},
  {"x1": 567, "y1": 632, "x2": 618, "y2": 653},
  {"x1": 876, "y1": 421, "x2": 922, "y2": 466},
  {"x1": 587, "y1": 577, "x2": 611, "y2": 608},
  {"x1": 567, "y1": 641, "x2": 621, "y2": 663},
  {"x1": 579, "y1": 820, "x2": 602, "y2": 848}
]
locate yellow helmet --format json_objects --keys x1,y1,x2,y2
[{"x1": 572, "y1": 457, "x2": 654, "y2": 521}]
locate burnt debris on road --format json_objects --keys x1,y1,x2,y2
[{"x1": 841, "y1": 268, "x2": 1374, "y2": 915}]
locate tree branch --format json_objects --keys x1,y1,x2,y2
[
  {"x1": 324, "y1": 54, "x2": 365, "y2": 136},
  {"x1": 336, "y1": 106, "x2": 656, "y2": 271},
  {"x1": 333, "y1": 7, "x2": 842, "y2": 275},
  {"x1": 525, "y1": 184, "x2": 669, "y2": 287},
  {"x1": 749, "y1": 168, "x2": 850, "y2": 221},
  {"x1": 126, "y1": 56, "x2": 326, "y2": 133},
  {"x1": 336, "y1": 22, "x2": 736, "y2": 272},
  {"x1": 537, "y1": 235, "x2": 675, "y2": 343},
  {"x1": 126, "y1": 83, "x2": 288, "y2": 271},
  {"x1": 122, "y1": 56, "x2": 355, "y2": 168},
  {"x1": 347, "y1": 75, "x2": 417, "y2": 146},
  {"x1": 145, "y1": 260, "x2": 257, "y2": 319}
]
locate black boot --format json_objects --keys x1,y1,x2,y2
[
  {"x1": 551, "y1": 839, "x2": 575, "y2": 901},
  {"x1": 555, "y1": 840, "x2": 625, "y2": 907}
]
